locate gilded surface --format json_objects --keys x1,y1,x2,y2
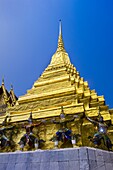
[{"x1": 0, "y1": 21, "x2": 113, "y2": 152}]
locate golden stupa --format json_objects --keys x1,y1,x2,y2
[{"x1": 0, "y1": 21, "x2": 113, "y2": 151}]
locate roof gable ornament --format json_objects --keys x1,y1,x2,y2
[
  {"x1": 10, "y1": 84, "x2": 17, "y2": 106},
  {"x1": 1, "y1": 77, "x2": 9, "y2": 102}
]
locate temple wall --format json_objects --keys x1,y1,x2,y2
[{"x1": 0, "y1": 147, "x2": 113, "y2": 170}]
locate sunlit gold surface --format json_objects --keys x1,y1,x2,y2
[{"x1": 0, "y1": 21, "x2": 113, "y2": 151}]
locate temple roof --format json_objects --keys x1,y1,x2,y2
[{"x1": 0, "y1": 80, "x2": 18, "y2": 116}]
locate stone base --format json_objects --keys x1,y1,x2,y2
[{"x1": 0, "y1": 147, "x2": 113, "y2": 170}]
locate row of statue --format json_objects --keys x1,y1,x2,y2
[{"x1": 0, "y1": 106, "x2": 113, "y2": 151}]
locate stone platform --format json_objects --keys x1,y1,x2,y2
[{"x1": 0, "y1": 147, "x2": 113, "y2": 170}]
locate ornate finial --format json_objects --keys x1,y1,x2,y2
[
  {"x1": 57, "y1": 20, "x2": 65, "y2": 52},
  {"x1": 50, "y1": 20, "x2": 71, "y2": 65},
  {"x1": 10, "y1": 84, "x2": 17, "y2": 106},
  {"x1": 1, "y1": 77, "x2": 9, "y2": 103},
  {"x1": 59, "y1": 19, "x2": 62, "y2": 36}
]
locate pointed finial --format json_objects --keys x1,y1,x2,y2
[
  {"x1": 50, "y1": 20, "x2": 71, "y2": 65},
  {"x1": 59, "y1": 19, "x2": 62, "y2": 36},
  {"x1": 10, "y1": 84, "x2": 17, "y2": 105},
  {"x1": 57, "y1": 20, "x2": 65, "y2": 52}
]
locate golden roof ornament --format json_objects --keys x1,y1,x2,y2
[
  {"x1": 1, "y1": 77, "x2": 9, "y2": 102},
  {"x1": 10, "y1": 84, "x2": 17, "y2": 105},
  {"x1": 56, "y1": 20, "x2": 65, "y2": 53},
  {"x1": 50, "y1": 20, "x2": 71, "y2": 65}
]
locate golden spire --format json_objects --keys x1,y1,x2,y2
[
  {"x1": 50, "y1": 20, "x2": 71, "y2": 65},
  {"x1": 56, "y1": 20, "x2": 66, "y2": 52},
  {"x1": 10, "y1": 84, "x2": 17, "y2": 105},
  {"x1": 1, "y1": 77, "x2": 9, "y2": 103}
]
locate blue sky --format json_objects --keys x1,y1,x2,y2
[{"x1": 0, "y1": 0, "x2": 113, "y2": 108}]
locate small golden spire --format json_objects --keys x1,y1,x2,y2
[
  {"x1": 10, "y1": 84, "x2": 17, "y2": 105},
  {"x1": 1, "y1": 77, "x2": 9, "y2": 103},
  {"x1": 57, "y1": 20, "x2": 65, "y2": 52},
  {"x1": 59, "y1": 19, "x2": 62, "y2": 36},
  {"x1": 50, "y1": 20, "x2": 71, "y2": 65}
]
